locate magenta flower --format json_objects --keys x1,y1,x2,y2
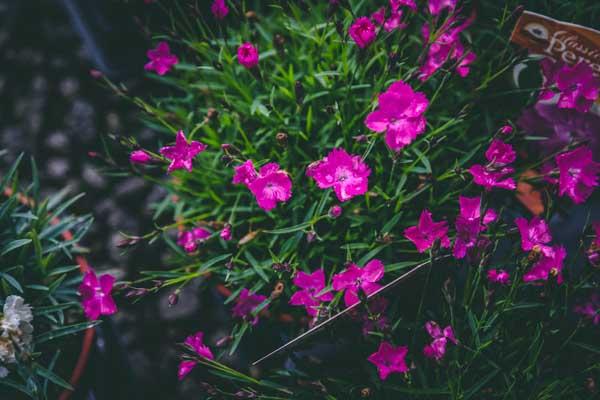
[
  {"x1": 130, "y1": 150, "x2": 152, "y2": 164},
  {"x1": 574, "y1": 293, "x2": 600, "y2": 325},
  {"x1": 485, "y1": 139, "x2": 516, "y2": 166},
  {"x1": 588, "y1": 222, "x2": 600, "y2": 266},
  {"x1": 79, "y1": 270, "x2": 117, "y2": 320},
  {"x1": 232, "y1": 288, "x2": 267, "y2": 325},
  {"x1": 232, "y1": 160, "x2": 258, "y2": 186},
  {"x1": 249, "y1": 164, "x2": 293, "y2": 211},
  {"x1": 237, "y1": 43, "x2": 259, "y2": 69},
  {"x1": 555, "y1": 62, "x2": 599, "y2": 113},
  {"x1": 383, "y1": 9, "x2": 407, "y2": 32},
  {"x1": 178, "y1": 331, "x2": 214, "y2": 380},
  {"x1": 359, "y1": 297, "x2": 390, "y2": 336},
  {"x1": 556, "y1": 146, "x2": 600, "y2": 204},
  {"x1": 332, "y1": 259, "x2": 385, "y2": 307},
  {"x1": 329, "y1": 205, "x2": 343, "y2": 218},
  {"x1": 144, "y1": 41, "x2": 179, "y2": 76},
  {"x1": 419, "y1": 18, "x2": 475, "y2": 81},
  {"x1": 233, "y1": 161, "x2": 292, "y2": 211},
  {"x1": 391, "y1": 0, "x2": 417, "y2": 12},
  {"x1": 364, "y1": 81, "x2": 429, "y2": 152},
  {"x1": 427, "y1": 0, "x2": 457, "y2": 15},
  {"x1": 159, "y1": 130, "x2": 207, "y2": 173},
  {"x1": 453, "y1": 196, "x2": 497, "y2": 259},
  {"x1": 515, "y1": 216, "x2": 552, "y2": 253},
  {"x1": 423, "y1": 321, "x2": 457, "y2": 361},
  {"x1": 404, "y1": 210, "x2": 450, "y2": 253},
  {"x1": 289, "y1": 269, "x2": 334, "y2": 316},
  {"x1": 306, "y1": 148, "x2": 371, "y2": 202},
  {"x1": 500, "y1": 125, "x2": 513, "y2": 135},
  {"x1": 177, "y1": 227, "x2": 211, "y2": 253},
  {"x1": 371, "y1": 7, "x2": 386, "y2": 26},
  {"x1": 367, "y1": 342, "x2": 409, "y2": 380},
  {"x1": 468, "y1": 164, "x2": 516, "y2": 191},
  {"x1": 348, "y1": 17, "x2": 377, "y2": 49},
  {"x1": 523, "y1": 245, "x2": 567, "y2": 284},
  {"x1": 220, "y1": 224, "x2": 232, "y2": 241},
  {"x1": 210, "y1": 0, "x2": 229, "y2": 20},
  {"x1": 487, "y1": 269, "x2": 511, "y2": 285}
]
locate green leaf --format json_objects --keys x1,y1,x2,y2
[
  {"x1": 0, "y1": 272, "x2": 23, "y2": 293},
  {"x1": 35, "y1": 363, "x2": 74, "y2": 391},
  {"x1": 34, "y1": 321, "x2": 100, "y2": 344},
  {"x1": 1, "y1": 239, "x2": 31, "y2": 255}
]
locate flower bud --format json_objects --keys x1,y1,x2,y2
[
  {"x1": 276, "y1": 132, "x2": 288, "y2": 146},
  {"x1": 168, "y1": 292, "x2": 179, "y2": 307},
  {"x1": 306, "y1": 231, "x2": 317, "y2": 243},
  {"x1": 206, "y1": 107, "x2": 218, "y2": 121},
  {"x1": 329, "y1": 205, "x2": 342, "y2": 218},
  {"x1": 130, "y1": 150, "x2": 152, "y2": 164}
]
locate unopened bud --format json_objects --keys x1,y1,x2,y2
[
  {"x1": 306, "y1": 231, "x2": 317, "y2": 243},
  {"x1": 89, "y1": 69, "x2": 103, "y2": 79},
  {"x1": 206, "y1": 107, "x2": 218, "y2": 120},
  {"x1": 276, "y1": 132, "x2": 288, "y2": 146},
  {"x1": 245, "y1": 11, "x2": 259, "y2": 21},
  {"x1": 216, "y1": 335, "x2": 233, "y2": 347},
  {"x1": 168, "y1": 292, "x2": 179, "y2": 307}
]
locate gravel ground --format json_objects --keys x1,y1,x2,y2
[{"x1": 0, "y1": 2, "x2": 222, "y2": 398}]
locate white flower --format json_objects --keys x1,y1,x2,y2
[
  {"x1": 0, "y1": 295, "x2": 34, "y2": 364},
  {"x1": 0, "y1": 365, "x2": 8, "y2": 378},
  {"x1": 2, "y1": 295, "x2": 33, "y2": 332}
]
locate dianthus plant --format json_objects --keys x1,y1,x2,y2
[{"x1": 110, "y1": 0, "x2": 600, "y2": 398}]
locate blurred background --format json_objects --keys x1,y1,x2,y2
[{"x1": 0, "y1": 1, "x2": 235, "y2": 398}]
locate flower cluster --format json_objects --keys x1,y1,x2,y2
[{"x1": 468, "y1": 139, "x2": 517, "y2": 191}]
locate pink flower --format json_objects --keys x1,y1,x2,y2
[
  {"x1": 453, "y1": 196, "x2": 496, "y2": 259},
  {"x1": 177, "y1": 331, "x2": 214, "y2": 380},
  {"x1": 348, "y1": 17, "x2": 377, "y2": 49},
  {"x1": 404, "y1": 210, "x2": 450, "y2": 253},
  {"x1": 499, "y1": 125, "x2": 513, "y2": 135},
  {"x1": 359, "y1": 297, "x2": 390, "y2": 336},
  {"x1": 220, "y1": 224, "x2": 232, "y2": 241},
  {"x1": 364, "y1": 81, "x2": 428, "y2": 152},
  {"x1": 523, "y1": 245, "x2": 567, "y2": 284},
  {"x1": 515, "y1": 216, "x2": 552, "y2": 252},
  {"x1": 332, "y1": 259, "x2": 385, "y2": 307},
  {"x1": 588, "y1": 222, "x2": 600, "y2": 266},
  {"x1": 468, "y1": 164, "x2": 516, "y2": 191},
  {"x1": 487, "y1": 269, "x2": 510, "y2": 285},
  {"x1": 306, "y1": 148, "x2": 371, "y2": 202},
  {"x1": 232, "y1": 288, "x2": 267, "y2": 325},
  {"x1": 210, "y1": 0, "x2": 229, "y2": 20},
  {"x1": 419, "y1": 15, "x2": 475, "y2": 81},
  {"x1": 144, "y1": 41, "x2": 179, "y2": 76},
  {"x1": 574, "y1": 293, "x2": 600, "y2": 325},
  {"x1": 233, "y1": 161, "x2": 292, "y2": 211},
  {"x1": 485, "y1": 139, "x2": 516, "y2": 166},
  {"x1": 423, "y1": 321, "x2": 457, "y2": 361},
  {"x1": 177, "y1": 227, "x2": 211, "y2": 253},
  {"x1": 555, "y1": 62, "x2": 599, "y2": 113},
  {"x1": 250, "y1": 164, "x2": 293, "y2": 211},
  {"x1": 391, "y1": 0, "x2": 417, "y2": 12},
  {"x1": 427, "y1": 0, "x2": 457, "y2": 15},
  {"x1": 232, "y1": 160, "x2": 258, "y2": 186},
  {"x1": 556, "y1": 146, "x2": 600, "y2": 204},
  {"x1": 329, "y1": 205, "x2": 343, "y2": 218},
  {"x1": 237, "y1": 43, "x2": 259, "y2": 69},
  {"x1": 130, "y1": 150, "x2": 152, "y2": 164},
  {"x1": 289, "y1": 269, "x2": 334, "y2": 316},
  {"x1": 367, "y1": 342, "x2": 409, "y2": 380},
  {"x1": 79, "y1": 270, "x2": 117, "y2": 320},
  {"x1": 383, "y1": 9, "x2": 407, "y2": 32},
  {"x1": 371, "y1": 7, "x2": 386, "y2": 26},
  {"x1": 159, "y1": 130, "x2": 207, "y2": 173}
]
